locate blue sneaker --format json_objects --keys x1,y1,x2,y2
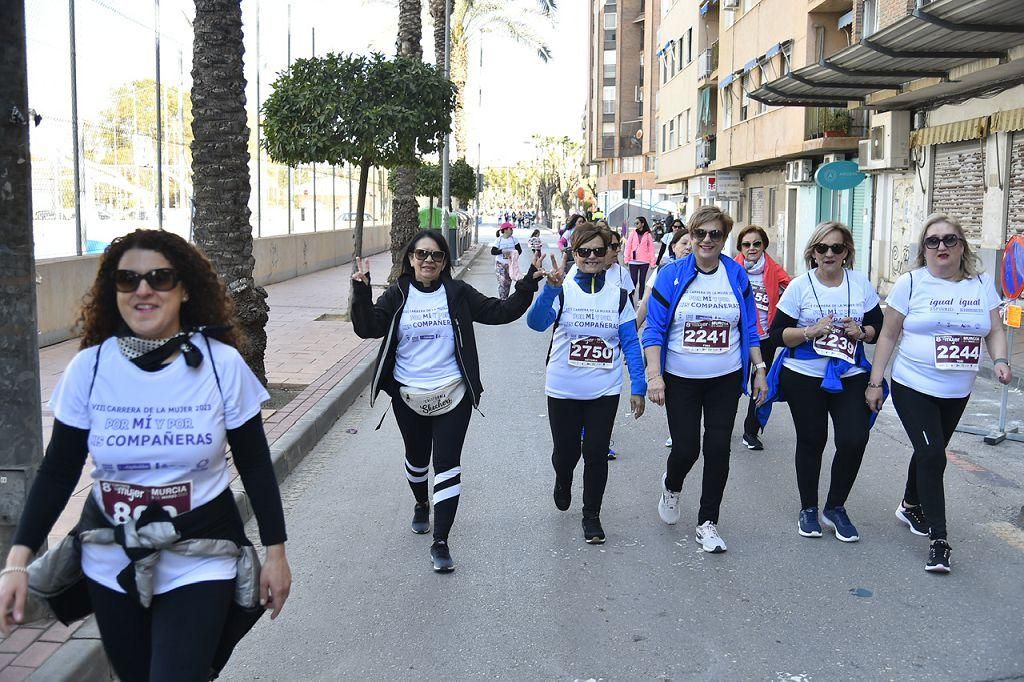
[
  {"x1": 822, "y1": 506, "x2": 860, "y2": 542},
  {"x1": 798, "y1": 507, "x2": 822, "y2": 537}
]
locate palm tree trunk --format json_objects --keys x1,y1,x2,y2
[
  {"x1": 191, "y1": 0, "x2": 269, "y2": 384},
  {"x1": 451, "y1": 24, "x2": 469, "y2": 159},
  {"x1": 389, "y1": 0, "x2": 423, "y2": 282},
  {"x1": 429, "y1": 0, "x2": 447, "y2": 70}
]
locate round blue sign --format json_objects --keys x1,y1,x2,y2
[{"x1": 815, "y1": 160, "x2": 866, "y2": 191}]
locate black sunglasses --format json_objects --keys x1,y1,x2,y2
[
  {"x1": 412, "y1": 249, "x2": 446, "y2": 263},
  {"x1": 608, "y1": 241, "x2": 620, "y2": 250},
  {"x1": 113, "y1": 268, "x2": 180, "y2": 293},
  {"x1": 924, "y1": 234, "x2": 963, "y2": 249},
  {"x1": 575, "y1": 246, "x2": 608, "y2": 258},
  {"x1": 813, "y1": 243, "x2": 847, "y2": 256},
  {"x1": 693, "y1": 228, "x2": 725, "y2": 243},
  {"x1": 741, "y1": 240, "x2": 764, "y2": 249}
]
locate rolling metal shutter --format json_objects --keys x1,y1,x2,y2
[
  {"x1": 1007, "y1": 133, "x2": 1024, "y2": 239},
  {"x1": 931, "y1": 141, "x2": 985, "y2": 243}
]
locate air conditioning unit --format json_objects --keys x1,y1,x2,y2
[
  {"x1": 698, "y1": 50, "x2": 713, "y2": 79},
  {"x1": 722, "y1": 0, "x2": 741, "y2": 9},
  {"x1": 864, "y1": 110, "x2": 910, "y2": 170},
  {"x1": 785, "y1": 159, "x2": 813, "y2": 184},
  {"x1": 822, "y1": 153, "x2": 845, "y2": 164},
  {"x1": 635, "y1": 85, "x2": 643, "y2": 103}
]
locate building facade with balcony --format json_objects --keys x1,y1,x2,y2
[{"x1": 584, "y1": 0, "x2": 669, "y2": 221}]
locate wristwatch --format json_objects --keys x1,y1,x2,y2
[{"x1": 753, "y1": 362, "x2": 767, "y2": 371}]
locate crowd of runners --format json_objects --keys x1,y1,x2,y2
[{"x1": 0, "y1": 207, "x2": 1011, "y2": 678}]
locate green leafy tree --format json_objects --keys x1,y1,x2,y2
[
  {"x1": 261, "y1": 52, "x2": 455, "y2": 271},
  {"x1": 451, "y1": 157, "x2": 478, "y2": 206}
]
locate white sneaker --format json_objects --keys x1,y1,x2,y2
[
  {"x1": 695, "y1": 520, "x2": 727, "y2": 553},
  {"x1": 664, "y1": 437, "x2": 673, "y2": 448},
  {"x1": 658, "y1": 473, "x2": 680, "y2": 525}
]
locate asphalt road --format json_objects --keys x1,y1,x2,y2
[{"x1": 224, "y1": 247, "x2": 1024, "y2": 681}]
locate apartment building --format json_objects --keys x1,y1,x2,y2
[
  {"x1": 656, "y1": 0, "x2": 1024, "y2": 288},
  {"x1": 584, "y1": 0, "x2": 668, "y2": 221}
]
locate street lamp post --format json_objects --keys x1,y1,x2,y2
[{"x1": 441, "y1": 0, "x2": 455, "y2": 261}]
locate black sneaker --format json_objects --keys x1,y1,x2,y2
[
  {"x1": 742, "y1": 433, "x2": 764, "y2": 450},
  {"x1": 926, "y1": 540, "x2": 951, "y2": 573},
  {"x1": 895, "y1": 502, "x2": 929, "y2": 537},
  {"x1": 582, "y1": 515, "x2": 606, "y2": 544},
  {"x1": 411, "y1": 502, "x2": 430, "y2": 534},
  {"x1": 430, "y1": 540, "x2": 455, "y2": 573},
  {"x1": 553, "y1": 478, "x2": 571, "y2": 511}
]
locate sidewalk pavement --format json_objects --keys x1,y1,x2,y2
[{"x1": 0, "y1": 243, "x2": 484, "y2": 681}]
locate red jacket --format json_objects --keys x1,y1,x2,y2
[{"x1": 734, "y1": 252, "x2": 791, "y2": 336}]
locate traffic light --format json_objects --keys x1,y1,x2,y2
[{"x1": 621, "y1": 179, "x2": 636, "y2": 199}]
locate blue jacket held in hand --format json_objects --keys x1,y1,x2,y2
[{"x1": 641, "y1": 254, "x2": 760, "y2": 393}]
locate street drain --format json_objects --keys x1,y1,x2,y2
[{"x1": 315, "y1": 313, "x2": 349, "y2": 322}]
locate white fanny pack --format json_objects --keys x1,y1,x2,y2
[{"x1": 398, "y1": 378, "x2": 466, "y2": 416}]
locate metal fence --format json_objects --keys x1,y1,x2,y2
[{"x1": 26, "y1": 0, "x2": 392, "y2": 260}]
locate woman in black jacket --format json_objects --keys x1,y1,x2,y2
[{"x1": 350, "y1": 230, "x2": 544, "y2": 572}]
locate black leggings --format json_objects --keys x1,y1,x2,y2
[
  {"x1": 393, "y1": 392, "x2": 473, "y2": 541},
  {"x1": 629, "y1": 263, "x2": 650, "y2": 300},
  {"x1": 891, "y1": 381, "x2": 969, "y2": 541},
  {"x1": 548, "y1": 395, "x2": 619, "y2": 516},
  {"x1": 780, "y1": 367, "x2": 871, "y2": 510},
  {"x1": 743, "y1": 337, "x2": 778, "y2": 436},
  {"x1": 87, "y1": 577, "x2": 234, "y2": 682},
  {"x1": 663, "y1": 370, "x2": 742, "y2": 525}
]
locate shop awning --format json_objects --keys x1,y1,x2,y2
[
  {"x1": 991, "y1": 107, "x2": 1024, "y2": 133},
  {"x1": 909, "y1": 116, "x2": 989, "y2": 146},
  {"x1": 749, "y1": 0, "x2": 1024, "y2": 109}
]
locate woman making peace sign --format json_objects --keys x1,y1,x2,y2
[{"x1": 350, "y1": 230, "x2": 544, "y2": 572}]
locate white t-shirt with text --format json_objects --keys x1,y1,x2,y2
[
  {"x1": 665, "y1": 266, "x2": 742, "y2": 379},
  {"x1": 393, "y1": 285, "x2": 462, "y2": 391}
]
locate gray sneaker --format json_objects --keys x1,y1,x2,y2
[{"x1": 695, "y1": 520, "x2": 727, "y2": 553}]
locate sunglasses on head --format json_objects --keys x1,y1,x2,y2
[
  {"x1": 924, "y1": 234, "x2": 962, "y2": 249},
  {"x1": 575, "y1": 246, "x2": 608, "y2": 258},
  {"x1": 113, "y1": 268, "x2": 180, "y2": 293},
  {"x1": 813, "y1": 242, "x2": 847, "y2": 256},
  {"x1": 693, "y1": 228, "x2": 725, "y2": 243},
  {"x1": 412, "y1": 249, "x2": 446, "y2": 263},
  {"x1": 741, "y1": 240, "x2": 763, "y2": 249}
]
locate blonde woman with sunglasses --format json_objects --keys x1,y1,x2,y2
[{"x1": 351, "y1": 230, "x2": 544, "y2": 572}]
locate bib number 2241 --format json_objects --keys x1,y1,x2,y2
[{"x1": 682, "y1": 320, "x2": 731, "y2": 354}]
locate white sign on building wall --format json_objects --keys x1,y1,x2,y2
[{"x1": 716, "y1": 171, "x2": 742, "y2": 200}]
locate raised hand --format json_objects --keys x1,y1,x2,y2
[
  {"x1": 544, "y1": 254, "x2": 565, "y2": 287},
  {"x1": 351, "y1": 256, "x2": 370, "y2": 284}
]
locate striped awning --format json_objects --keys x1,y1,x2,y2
[
  {"x1": 909, "y1": 116, "x2": 989, "y2": 146},
  {"x1": 991, "y1": 107, "x2": 1024, "y2": 132}
]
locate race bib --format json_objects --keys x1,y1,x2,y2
[
  {"x1": 682, "y1": 320, "x2": 731, "y2": 354},
  {"x1": 569, "y1": 336, "x2": 615, "y2": 368},
  {"x1": 813, "y1": 325, "x2": 858, "y2": 363},
  {"x1": 752, "y1": 283, "x2": 769, "y2": 312},
  {"x1": 933, "y1": 334, "x2": 982, "y2": 371},
  {"x1": 99, "y1": 480, "x2": 192, "y2": 525}
]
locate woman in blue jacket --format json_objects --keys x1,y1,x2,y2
[
  {"x1": 527, "y1": 222, "x2": 647, "y2": 545},
  {"x1": 642, "y1": 206, "x2": 767, "y2": 553}
]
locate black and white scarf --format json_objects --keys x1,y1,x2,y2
[{"x1": 116, "y1": 326, "x2": 226, "y2": 371}]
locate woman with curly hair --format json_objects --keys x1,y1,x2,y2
[{"x1": 0, "y1": 230, "x2": 291, "y2": 681}]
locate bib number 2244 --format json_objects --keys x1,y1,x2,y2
[{"x1": 933, "y1": 334, "x2": 982, "y2": 371}]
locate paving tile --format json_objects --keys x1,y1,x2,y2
[
  {"x1": 0, "y1": 666, "x2": 32, "y2": 682},
  {"x1": 38, "y1": 620, "x2": 82, "y2": 644},
  {"x1": 11, "y1": 641, "x2": 60, "y2": 667},
  {"x1": 0, "y1": 628, "x2": 40, "y2": 654},
  {"x1": 0, "y1": 653, "x2": 17, "y2": 668}
]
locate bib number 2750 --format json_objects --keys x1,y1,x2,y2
[{"x1": 568, "y1": 336, "x2": 614, "y2": 368}]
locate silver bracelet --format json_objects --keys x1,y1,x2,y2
[{"x1": 0, "y1": 567, "x2": 28, "y2": 577}]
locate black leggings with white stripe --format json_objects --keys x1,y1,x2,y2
[
  {"x1": 891, "y1": 381, "x2": 969, "y2": 541},
  {"x1": 393, "y1": 393, "x2": 472, "y2": 541}
]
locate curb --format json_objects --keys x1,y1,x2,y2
[{"x1": 38, "y1": 243, "x2": 486, "y2": 681}]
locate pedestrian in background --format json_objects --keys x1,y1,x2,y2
[
  {"x1": 528, "y1": 223, "x2": 647, "y2": 544},
  {"x1": 529, "y1": 229, "x2": 543, "y2": 259},
  {"x1": 643, "y1": 206, "x2": 767, "y2": 554},
  {"x1": 0, "y1": 230, "x2": 291, "y2": 680},
  {"x1": 764, "y1": 222, "x2": 883, "y2": 543},
  {"x1": 625, "y1": 216, "x2": 657, "y2": 300},
  {"x1": 656, "y1": 218, "x2": 685, "y2": 266},
  {"x1": 491, "y1": 222, "x2": 521, "y2": 300},
  {"x1": 351, "y1": 230, "x2": 543, "y2": 573},
  {"x1": 733, "y1": 225, "x2": 791, "y2": 451},
  {"x1": 867, "y1": 214, "x2": 1011, "y2": 573}
]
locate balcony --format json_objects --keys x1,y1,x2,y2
[
  {"x1": 696, "y1": 137, "x2": 717, "y2": 169},
  {"x1": 697, "y1": 42, "x2": 719, "y2": 81},
  {"x1": 697, "y1": 120, "x2": 716, "y2": 139},
  {"x1": 804, "y1": 107, "x2": 868, "y2": 141}
]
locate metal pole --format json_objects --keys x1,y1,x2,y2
[
  {"x1": 475, "y1": 33, "x2": 482, "y2": 246},
  {"x1": 997, "y1": 327, "x2": 1014, "y2": 433},
  {"x1": 332, "y1": 166, "x2": 336, "y2": 230},
  {"x1": 255, "y1": 0, "x2": 262, "y2": 237},
  {"x1": 286, "y1": 1, "x2": 292, "y2": 234},
  {"x1": 441, "y1": 0, "x2": 454, "y2": 258},
  {"x1": 154, "y1": 0, "x2": 163, "y2": 230},
  {"x1": 69, "y1": 0, "x2": 83, "y2": 254},
  {"x1": 311, "y1": 27, "x2": 316, "y2": 233}
]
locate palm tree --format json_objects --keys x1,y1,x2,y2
[
  {"x1": 191, "y1": 0, "x2": 270, "y2": 383},
  {"x1": 389, "y1": 0, "x2": 424, "y2": 281}
]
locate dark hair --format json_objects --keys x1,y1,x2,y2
[
  {"x1": 735, "y1": 224, "x2": 770, "y2": 251},
  {"x1": 567, "y1": 214, "x2": 584, "y2": 230},
  {"x1": 401, "y1": 229, "x2": 454, "y2": 279},
  {"x1": 78, "y1": 229, "x2": 240, "y2": 349},
  {"x1": 531, "y1": 229, "x2": 540, "y2": 237},
  {"x1": 570, "y1": 222, "x2": 612, "y2": 250},
  {"x1": 635, "y1": 216, "x2": 650, "y2": 233}
]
